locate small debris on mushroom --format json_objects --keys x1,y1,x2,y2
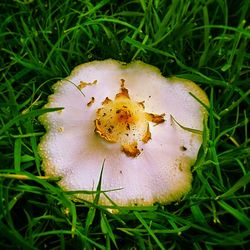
[
  {"x1": 180, "y1": 146, "x2": 187, "y2": 151},
  {"x1": 78, "y1": 79, "x2": 97, "y2": 90},
  {"x1": 87, "y1": 97, "x2": 95, "y2": 107}
]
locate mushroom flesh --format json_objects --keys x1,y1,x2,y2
[{"x1": 39, "y1": 59, "x2": 209, "y2": 206}]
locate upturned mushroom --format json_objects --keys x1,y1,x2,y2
[{"x1": 38, "y1": 59, "x2": 209, "y2": 206}]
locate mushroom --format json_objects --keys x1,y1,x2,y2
[{"x1": 38, "y1": 59, "x2": 209, "y2": 206}]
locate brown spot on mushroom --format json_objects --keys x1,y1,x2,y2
[
  {"x1": 87, "y1": 97, "x2": 95, "y2": 107},
  {"x1": 180, "y1": 146, "x2": 187, "y2": 151},
  {"x1": 78, "y1": 79, "x2": 97, "y2": 90},
  {"x1": 96, "y1": 108, "x2": 102, "y2": 115},
  {"x1": 120, "y1": 78, "x2": 125, "y2": 87},
  {"x1": 102, "y1": 97, "x2": 112, "y2": 105},
  {"x1": 107, "y1": 127, "x2": 113, "y2": 133},
  {"x1": 122, "y1": 142, "x2": 140, "y2": 157},
  {"x1": 117, "y1": 109, "x2": 133, "y2": 124},
  {"x1": 178, "y1": 164, "x2": 183, "y2": 172},
  {"x1": 142, "y1": 124, "x2": 151, "y2": 143},
  {"x1": 57, "y1": 127, "x2": 64, "y2": 133},
  {"x1": 94, "y1": 119, "x2": 116, "y2": 143},
  {"x1": 116, "y1": 88, "x2": 129, "y2": 99},
  {"x1": 115, "y1": 79, "x2": 130, "y2": 99},
  {"x1": 138, "y1": 101, "x2": 145, "y2": 109},
  {"x1": 78, "y1": 81, "x2": 87, "y2": 89},
  {"x1": 146, "y1": 113, "x2": 165, "y2": 124}
]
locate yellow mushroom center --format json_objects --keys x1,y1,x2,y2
[{"x1": 95, "y1": 79, "x2": 165, "y2": 157}]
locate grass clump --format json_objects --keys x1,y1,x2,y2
[{"x1": 0, "y1": 0, "x2": 249, "y2": 249}]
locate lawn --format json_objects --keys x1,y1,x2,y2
[{"x1": 0, "y1": 0, "x2": 249, "y2": 249}]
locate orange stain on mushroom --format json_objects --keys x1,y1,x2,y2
[
  {"x1": 115, "y1": 86, "x2": 129, "y2": 99},
  {"x1": 116, "y1": 108, "x2": 134, "y2": 124},
  {"x1": 78, "y1": 79, "x2": 97, "y2": 90},
  {"x1": 94, "y1": 79, "x2": 165, "y2": 157},
  {"x1": 122, "y1": 141, "x2": 140, "y2": 157},
  {"x1": 142, "y1": 124, "x2": 151, "y2": 143},
  {"x1": 94, "y1": 119, "x2": 116, "y2": 143},
  {"x1": 146, "y1": 113, "x2": 165, "y2": 124},
  {"x1": 102, "y1": 97, "x2": 112, "y2": 105},
  {"x1": 137, "y1": 101, "x2": 145, "y2": 109}
]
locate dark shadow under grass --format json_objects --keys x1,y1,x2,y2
[{"x1": 0, "y1": 0, "x2": 250, "y2": 249}]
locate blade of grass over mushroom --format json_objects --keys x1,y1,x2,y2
[
  {"x1": 65, "y1": 187, "x2": 123, "y2": 196},
  {"x1": 93, "y1": 160, "x2": 105, "y2": 205},
  {"x1": 170, "y1": 115, "x2": 203, "y2": 135}
]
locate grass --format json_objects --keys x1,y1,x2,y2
[{"x1": 0, "y1": 0, "x2": 249, "y2": 249}]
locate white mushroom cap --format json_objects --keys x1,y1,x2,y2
[{"x1": 39, "y1": 59, "x2": 209, "y2": 206}]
